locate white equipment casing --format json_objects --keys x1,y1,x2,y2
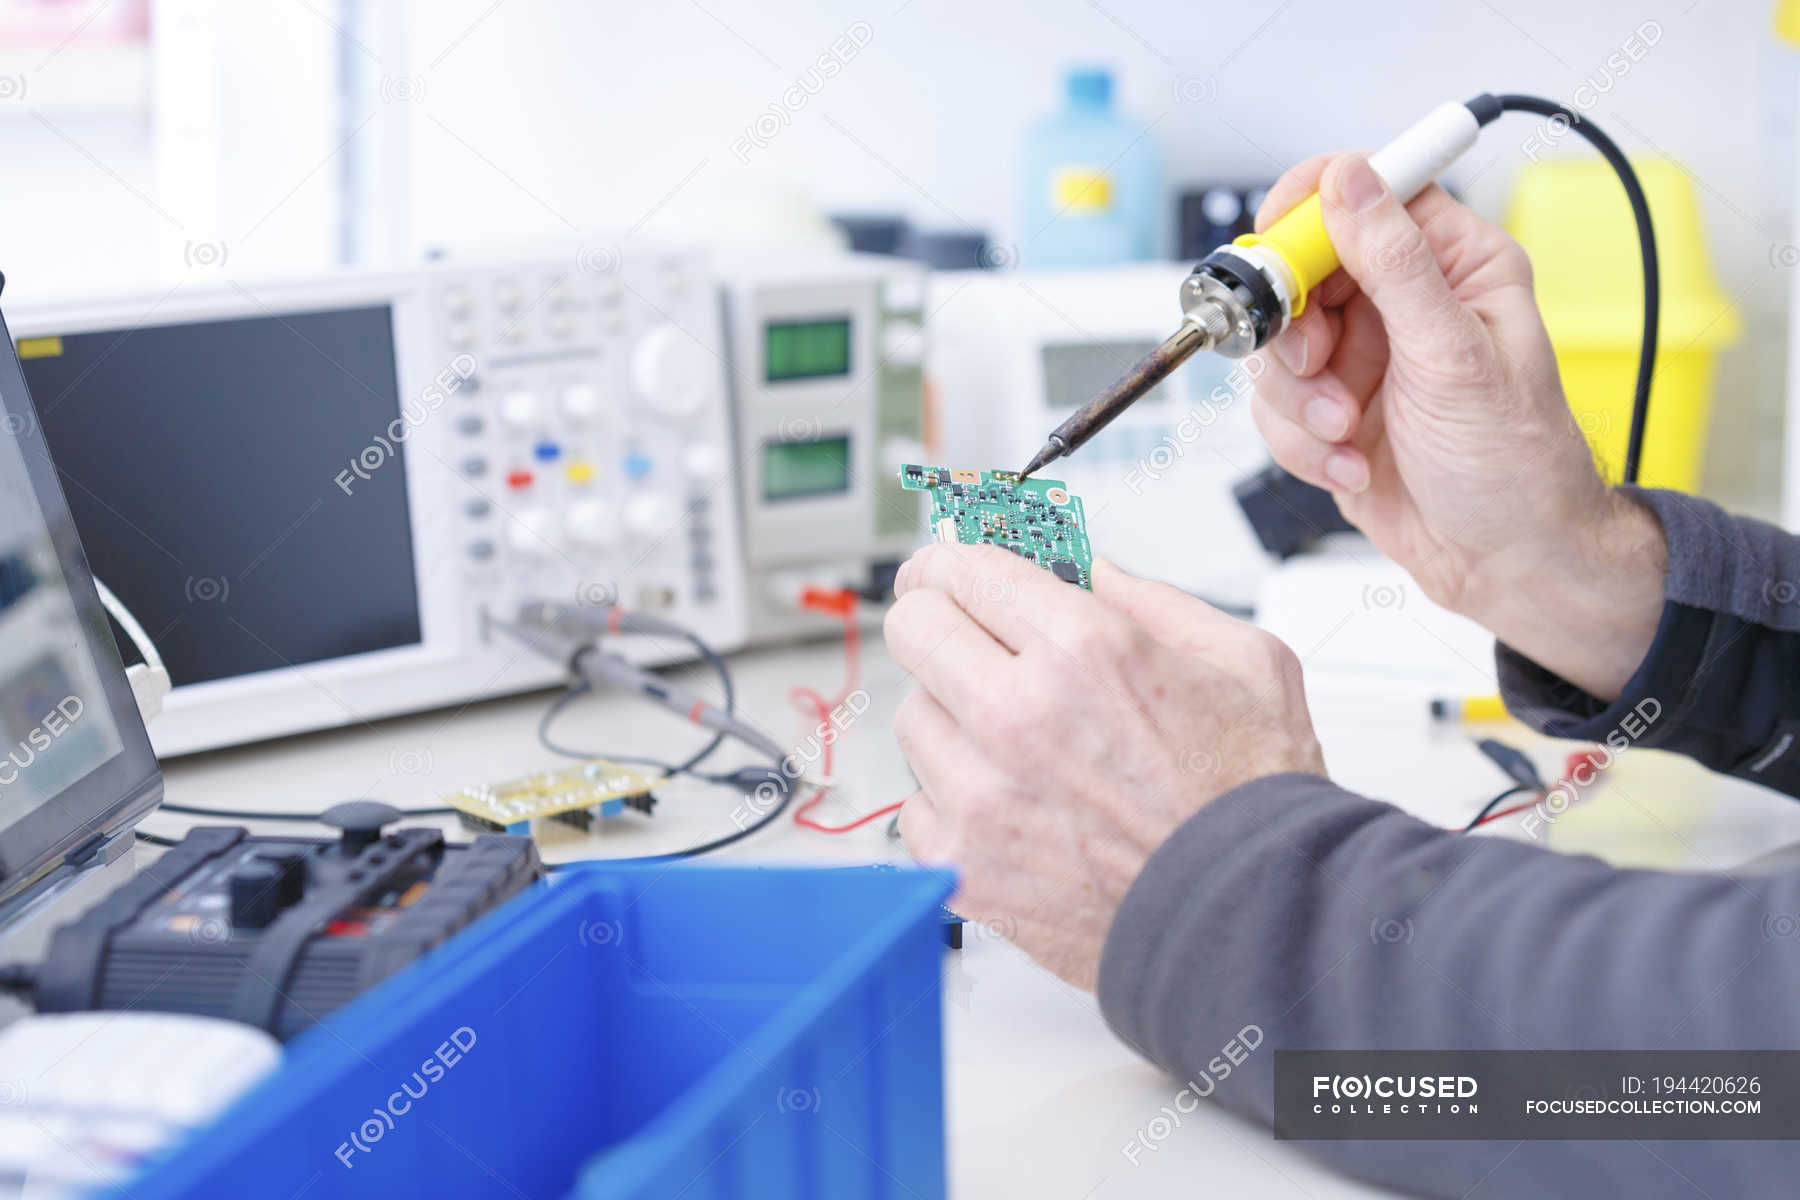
[
  {"x1": 715, "y1": 252, "x2": 930, "y2": 641},
  {"x1": 11, "y1": 247, "x2": 749, "y2": 756}
]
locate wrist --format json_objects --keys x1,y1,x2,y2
[{"x1": 1461, "y1": 488, "x2": 1668, "y2": 701}]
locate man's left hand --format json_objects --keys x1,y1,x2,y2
[{"x1": 884, "y1": 544, "x2": 1326, "y2": 991}]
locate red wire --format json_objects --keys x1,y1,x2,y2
[
  {"x1": 788, "y1": 592, "x2": 901, "y2": 834},
  {"x1": 1469, "y1": 746, "x2": 1611, "y2": 830}
]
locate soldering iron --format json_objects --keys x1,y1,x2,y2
[{"x1": 1021, "y1": 92, "x2": 1660, "y2": 487}]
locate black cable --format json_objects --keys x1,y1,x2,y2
[
  {"x1": 150, "y1": 619, "x2": 780, "y2": 860},
  {"x1": 156, "y1": 630, "x2": 737, "y2": 826},
  {"x1": 545, "y1": 766, "x2": 797, "y2": 866},
  {"x1": 1462, "y1": 783, "x2": 1538, "y2": 833},
  {"x1": 0, "y1": 962, "x2": 34, "y2": 997},
  {"x1": 157, "y1": 801, "x2": 456, "y2": 821},
  {"x1": 1466, "y1": 93, "x2": 1659, "y2": 485},
  {"x1": 134, "y1": 829, "x2": 179, "y2": 847},
  {"x1": 537, "y1": 628, "x2": 737, "y2": 775}
]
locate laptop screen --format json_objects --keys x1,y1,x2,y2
[{"x1": 0, "y1": 296, "x2": 160, "y2": 900}]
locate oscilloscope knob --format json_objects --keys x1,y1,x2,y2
[
  {"x1": 622, "y1": 493, "x2": 675, "y2": 543},
  {"x1": 564, "y1": 499, "x2": 619, "y2": 550},
  {"x1": 632, "y1": 323, "x2": 707, "y2": 421},
  {"x1": 505, "y1": 507, "x2": 558, "y2": 558}
]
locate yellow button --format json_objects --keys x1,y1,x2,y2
[{"x1": 566, "y1": 461, "x2": 595, "y2": 484}]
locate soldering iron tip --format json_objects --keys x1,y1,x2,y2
[{"x1": 1019, "y1": 444, "x2": 1058, "y2": 480}]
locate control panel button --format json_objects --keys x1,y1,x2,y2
[
  {"x1": 495, "y1": 281, "x2": 523, "y2": 313},
  {"x1": 533, "y1": 440, "x2": 561, "y2": 462},
  {"x1": 559, "y1": 383, "x2": 600, "y2": 422},
  {"x1": 499, "y1": 390, "x2": 539, "y2": 429},
  {"x1": 468, "y1": 538, "x2": 496, "y2": 561},
  {"x1": 444, "y1": 287, "x2": 474, "y2": 319},
  {"x1": 505, "y1": 508, "x2": 557, "y2": 556},
  {"x1": 505, "y1": 469, "x2": 534, "y2": 490},
  {"x1": 228, "y1": 862, "x2": 284, "y2": 928},
  {"x1": 565, "y1": 460, "x2": 595, "y2": 485},
  {"x1": 632, "y1": 323, "x2": 708, "y2": 420},
  {"x1": 321, "y1": 800, "x2": 404, "y2": 854},
  {"x1": 682, "y1": 442, "x2": 723, "y2": 479},
  {"x1": 465, "y1": 498, "x2": 492, "y2": 519},
  {"x1": 882, "y1": 321, "x2": 924, "y2": 365},
  {"x1": 623, "y1": 452, "x2": 652, "y2": 480},
  {"x1": 565, "y1": 499, "x2": 619, "y2": 550},
  {"x1": 461, "y1": 456, "x2": 488, "y2": 479},
  {"x1": 456, "y1": 414, "x2": 484, "y2": 435},
  {"x1": 623, "y1": 494, "x2": 674, "y2": 542}
]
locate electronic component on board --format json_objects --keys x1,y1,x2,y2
[
  {"x1": 446, "y1": 759, "x2": 662, "y2": 834},
  {"x1": 899, "y1": 465, "x2": 1094, "y2": 588}
]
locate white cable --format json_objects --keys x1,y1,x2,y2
[{"x1": 92, "y1": 577, "x2": 170, "y2": 725}]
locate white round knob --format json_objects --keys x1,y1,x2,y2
[
  {"x1": 632, "y1": 323, "x2": 708, "y2": 421},
  {"x1": 559, "y1": 383, "x2": 601, "y2": 423},
  {"x1": 499, "y1": 390, "x2": 539, "y2": 429},
  {"x1": 564, "y1": 499, "x2": 618, "y2": 550},
  {"x1": 683, "y1": 442, "x2": 724, "y2": 479},
  {"x1": 622, "y1": 493, "x2": 674, "y2": 542},
  {"x1": 495, "y1": 281, "x2": 523, "y2": 313},
  {"x1": 505, "y1": 507, "x2": 557, "y2": 557},
  {"x1": 444, "y1": 287, "x2": 474, "y2": 319}
]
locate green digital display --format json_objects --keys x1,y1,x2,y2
[
  {"x1": 764, "y1": 318, "x2": 851, "y2": 381},
  {"x1": 762, "y1": 435, "x2": 851, "y2": 501}
]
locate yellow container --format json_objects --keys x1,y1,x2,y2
[{"x1": 1504, "y1": 157, "x2": 1741, "y2": 490}]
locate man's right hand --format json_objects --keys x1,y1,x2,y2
[{"x1": 1250, "y1": 151, "x2": 1667, "y2": 700}]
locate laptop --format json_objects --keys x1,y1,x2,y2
[{"x1": 0, "y1": 275, "x2": 162, "y2": 998}]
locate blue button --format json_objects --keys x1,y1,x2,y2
[
  {"x1": 533, "y1": 440, "x2": 560, "y2": 462},
  {"x1": 623, "y1": 453, "x2": 652, "y2": 479}
]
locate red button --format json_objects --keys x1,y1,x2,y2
[{"x1": 506, "y1": 469, "x2": 534, "y2": 489}]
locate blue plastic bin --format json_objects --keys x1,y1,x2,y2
[{"x1": 120, "y1": 863, "x2": 955, "y2": 1199}]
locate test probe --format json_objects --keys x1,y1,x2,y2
[
  {"x1": 496, "y1": 602, "x2": 812, "y2": 780},
  {"x1": 1021, "y1": 93, "x2": 1660, "y2": 486}
]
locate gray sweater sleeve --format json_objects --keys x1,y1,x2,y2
[{"x1": 1096, "y1": 489, "x2": 1800, "y2": 1197}]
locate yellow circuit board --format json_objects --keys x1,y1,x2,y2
[{"x1": 446, "y1": 760, "x2": 662, "y2": 827}]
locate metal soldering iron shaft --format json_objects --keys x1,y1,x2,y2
[{"x1": 1019, "y1": 318, "x2": 1212, "y2": 478}]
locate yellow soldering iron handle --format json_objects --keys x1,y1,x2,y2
[{"x1": 1232, "y1": 101, "x2": 1483, "y2": 318}]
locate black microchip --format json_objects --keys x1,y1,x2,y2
[
  {"x1": 1051, "y1": 560, "x2": 1082, "y2": 584},
  {"x1": 952, "y1": 484, "x2": 964, "y2": 496}
]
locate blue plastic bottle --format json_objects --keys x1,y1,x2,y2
[{"x1": 1021, "y1": 67, "x2": 1161, "y2": 268}]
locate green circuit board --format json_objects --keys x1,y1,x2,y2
[{"x1": 899, "y1": 465, "x2": 1093, "y2": 588}]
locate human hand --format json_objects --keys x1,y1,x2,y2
[
  {"x1": 1251, "y1": 152, "x2": 1664, "y2": 699},
  {"x1": 883, "y1": 543, "x2": 1324, "y2": 991}
]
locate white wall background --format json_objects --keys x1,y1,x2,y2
[{"x1": 0, "y1": 0, "x2": 1791, "y2": 508}]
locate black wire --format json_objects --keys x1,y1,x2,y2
[
  {"x1": 1470, "y1": 93, "x2": 1659, "y2": 485},
  {"x1": 1462, "y1": 783, "x2": 1538, "y2": 833},
  {"x1": 157, "y1": 801, "x2": 457, "y2": 821},
  {"x1": 537, "y1": 628, "x2": 736, "y2": 775},
  {"x1": 154, "y1": 630, "x2": 737, "y2": 827},
  {"x1": 134, "y1": 829, "x2": 179, "y2": 847},
  {"x1": 0, "y1": 962, "x2": 35, "y2": 996},
  {"x1": 540, "y1": 773, "x2": 795, "y2": 867},
  {"x1": 148, "y1": 622, "x2": 780, "y2": 861}
]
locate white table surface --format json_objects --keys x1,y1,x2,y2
[{"x1": 143, "y1": 632, "x2": 1800, "y2": 1199}]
